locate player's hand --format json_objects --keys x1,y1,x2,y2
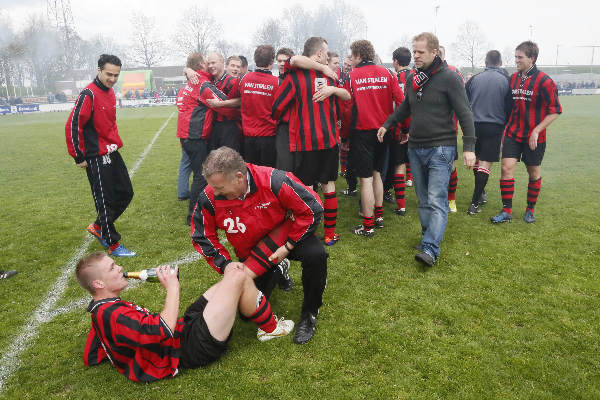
[
  {"x1": 321, "y1": 65, "x2": 338, "y2": 81},
  {"x1": 157, "y1": 265, "x2": 179, "y2": 292},
  {"x1": 377, "y1": 127, "x2": 387, "y2": 143},
  {"x1": 206, "y1": 97, "x2": 222, "y2": 108},
  {"x1": 76, "y1": 161, "x2": 88, "y2": 168},
  {"x1": 184, "y1": 67, "x2": 200, "y2": 85},
  {"x1": 268, "y1": 245, "x2": 290, "y2": 264},
  {"x1": 528, "y1": 128, "x2": 540, "y2": 150},
  {"x1": 313, "y1": 85, "x2": 335, "y2": 102},
  {"x1": 400, "y1": 133, "x2": 409, "y2": 144},
  {"x1": 340, "y1": 141, "x2": 349, "y2": 152},
  {"x1": 463, "y1": 151, "x2": 476, "y2": 169}
]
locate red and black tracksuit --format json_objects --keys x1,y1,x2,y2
[
  {"x1": 191, "y1": 163, "x2": 327, "y2": 315},
  {"x1": 176, "y1": 70, "x2": 237, "y2": 220},
  {"x1": 239, "y1": 69, "x2": 279, "y2": 166},
  {"x1": 211, "y1": 73, "x2": 242, "y2": 152},
  {"x1": 65, "y1": 77, "x2": 133, "y2": 247}
]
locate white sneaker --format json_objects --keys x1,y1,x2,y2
[
  {"x1": 406, "y1": 179, "x2": 413, "y2": 187},
  {"x1": 448, "y1": 199, "x2": 457, "y2": 213},
  {"x1": 257, "y1": 316, "x2": 295, "y2": 342}
]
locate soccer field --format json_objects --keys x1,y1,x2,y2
[{"x1": 0, "y1": 97, "x2": 599, "y2": 399}]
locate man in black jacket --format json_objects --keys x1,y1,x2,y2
[{"x1": 378, "y1": 32, "x2": 476, "y2": 266}]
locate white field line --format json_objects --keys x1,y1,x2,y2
[{"x1": 0, "y1": 112, "x2": 175, "y2": 393}]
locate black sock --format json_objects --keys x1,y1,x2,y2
[{"x1": 472, "y1": 167, "x2": 489, "y2": 205}]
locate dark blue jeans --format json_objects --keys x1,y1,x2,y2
[{"x1": 408, "y1": 146, "x2": 455, "y2": 260}]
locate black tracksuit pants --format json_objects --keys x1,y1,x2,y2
[{"x1": 86, "y1": 151, "x2": 133, "y2": 246}]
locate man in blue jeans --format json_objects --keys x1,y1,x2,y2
[
  {"x1": 378, "y1": 32, "x2": 476, "y2": 266},
  {"x1": 177, "y1": 148, "x2": 191, "y2": 200}
]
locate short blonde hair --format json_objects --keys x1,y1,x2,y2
[
  {"x1": 413, "y1": 32, "x2": 439, "y2": 53},
  {"x1": 75, "y1": 251, "x2": 106, "y2": 294},
  {"x1": 202, "y1": 147, "x2": 247, "y2": 179}
]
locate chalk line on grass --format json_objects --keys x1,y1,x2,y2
[{"x1": 0, "y1": 111, "x2": 175, "y2": 393}]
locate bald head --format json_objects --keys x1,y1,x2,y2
[{"x1": 207, "y1": 52, "x2": 225, "y2": 79}]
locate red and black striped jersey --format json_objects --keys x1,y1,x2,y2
[
  {"x1": 176, "y1": 70, "x2": 237, "y2": 140},
  {"x1": 239, "y1": 70, "x2": 279, "y2": 137},
  {"x1": 345, "y1": 61, "x2": 403, "y2": 131},
  {"x1": 191, "y1": 163, "x2": 323, "y2": 273},
  {"x1": 83, "y1": 297, "x2": 183, "y2": 382},
  {"x1": 504, "y1": 65, "x2": 562, "y2": 144},
  {"x1": 272, "y1": 62, "x2": 341, "y2": 152},
  {"x1": 65, "y1": 77, "x2": 122, "y2": 164},
  {"x1": 214, "y1": 73, "x2": 241, "y2": 122},
  {"x1": 393, "y1": 68, "x2": 412, "y2": 138}
]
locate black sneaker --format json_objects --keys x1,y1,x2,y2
[
  {"x1": 415, "y1": 251, "x2": 435, "y2": 267},
  {"x1": 479, "y1": 190, "x2": 488, "y2": 205},
  {"x1": 350, "y1": 224, "x2": 374, "y2": 237},
  {"x1": 413, "y1": 243, "x2": 422, "y2": 251},
  {"x1": 341, "y1": 188, "x2": 357, "y2": 197},
  {"x1": 466, "y1": 203, "x2": 481, "y2": 215},
  {"x1": 293, "y1": 312, "x2": 317, "y2": 344},
  {"x1": 394, "y1": 208, "x2": 406, "y2": 216},
  {"x1": 0, "y1": 270, "x2": 17, "y2": 280},
  {"x1": 277, "y1": 259, "x2": 293, "y2": 292},
  {"x1": 374, "y1": 217, "x2": 384, "y2": 228},
  {"x1": 383, "y1": 191, "x2": 394, "y2": 204}
]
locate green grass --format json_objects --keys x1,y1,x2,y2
[{"x1": 1, "y1": 97, "x2": 599, "y2": 399}]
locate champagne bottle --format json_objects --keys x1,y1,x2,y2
[{"x1": 123, "y1": 267, "x2": 179, "y2": 282}]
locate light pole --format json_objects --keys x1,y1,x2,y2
[
  {"x1": 434, "y1": 5, "x2": 440, "y2": 35},
  {"x1": 529, "y1": 25, "x2": 534, "y2": 40}
]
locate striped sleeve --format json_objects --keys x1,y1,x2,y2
[
  {"x1": 270, "y1": 169, "x2": 323, "y2": 245},
  {"x1": 272, "y1": 74, "x2": 295, "y2": 121},
  {"x1": 541, "y1": 77, "x2": 562, "y2": 115},
  {"x1": 65, "y1": 89, "x2": 93, "y2": 163},
  {"x1": 199, "y1": 81, "x2": 240, "y2": 119},
  {"x1": 191, "y1": 190, "x2": 232, "y2": 274},
  {"x1": 83, "y1": 322, "x2": 107, "y2": 366}
]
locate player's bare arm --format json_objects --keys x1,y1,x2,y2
[
  {"x1": 183, "y1": 67, "x2": 200, "y2": 85},
  {"x1": 290, "y1": 55, "x2": 338, "y2": 81},
  {"x1": 157, "y1": 265, "x2": 180, "y2": 332},
  {"x1": 313, "y1": 86, "x2": 350, "y2": 102},
  {"x1": 529, "y1": 113, "x2": 559, "y2": 150}
]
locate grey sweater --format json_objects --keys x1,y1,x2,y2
[{"x1": 383, "y1": 64, "x2": 476, "y2": 152}]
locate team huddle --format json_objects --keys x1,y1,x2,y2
[{"x1": 65, "y1": 32, "x2": 561, "y2": 382}]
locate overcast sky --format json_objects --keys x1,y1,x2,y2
[{"x1": 2, "y1": 0, "x2": 599, "y2": 67}]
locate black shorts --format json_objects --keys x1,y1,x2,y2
[
  {"x1": 474, "y1": 122, "x2": 503, "y2": 162},
  {"x1": 293, "y1": 146, "x2": 339, "y2": 185},
  {"x1": 179, "y1": 296, "x2": 230, "y2": 369},
  {"x1": 275, "y1": 123, "x2": 294, "y2": 172},
  {"x1": 501, "y1": 134, "x2": 546, "y2": 166},
  {"x1": 349, "y1": 129, "x2": 387, "y2": 178},
  {"x1": 210, "y1": 120, "x2": 242, "y2": 153},
  {"x1": 390, "y1": 139, "x2": 408, "y2": 166},
  {"x1": 243, "y1": 136, "x2": 276, "y2": 167}
]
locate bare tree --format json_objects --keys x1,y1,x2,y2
[
  {"x1": 502, "y1": 45, "x2": 515, "y2": 67},
  {"x1": 173, "y1": 7, "x2": 221, "y2": 57},
  {"x1": 253, "y1": 18, "x2": 286, "y2": 50},
  {"x1": 388, "y1": 34, "x2": 413, "y2": 56},
  {"x1": 128, "y1": 12, "x2": 164, "y2": 68},
  {"x1": 451, "y1": 20, "x2": 488, "y2": 70},
  {"x1": 285, "y1": 5, "x2": 312, "y2": 54},
  {"x1": 330, "y1": 1, "x2": 366, "y2": 55}
]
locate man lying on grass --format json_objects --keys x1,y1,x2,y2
[{"x1": 75, "y1": 251, "x2": 293, "y2": 382}]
